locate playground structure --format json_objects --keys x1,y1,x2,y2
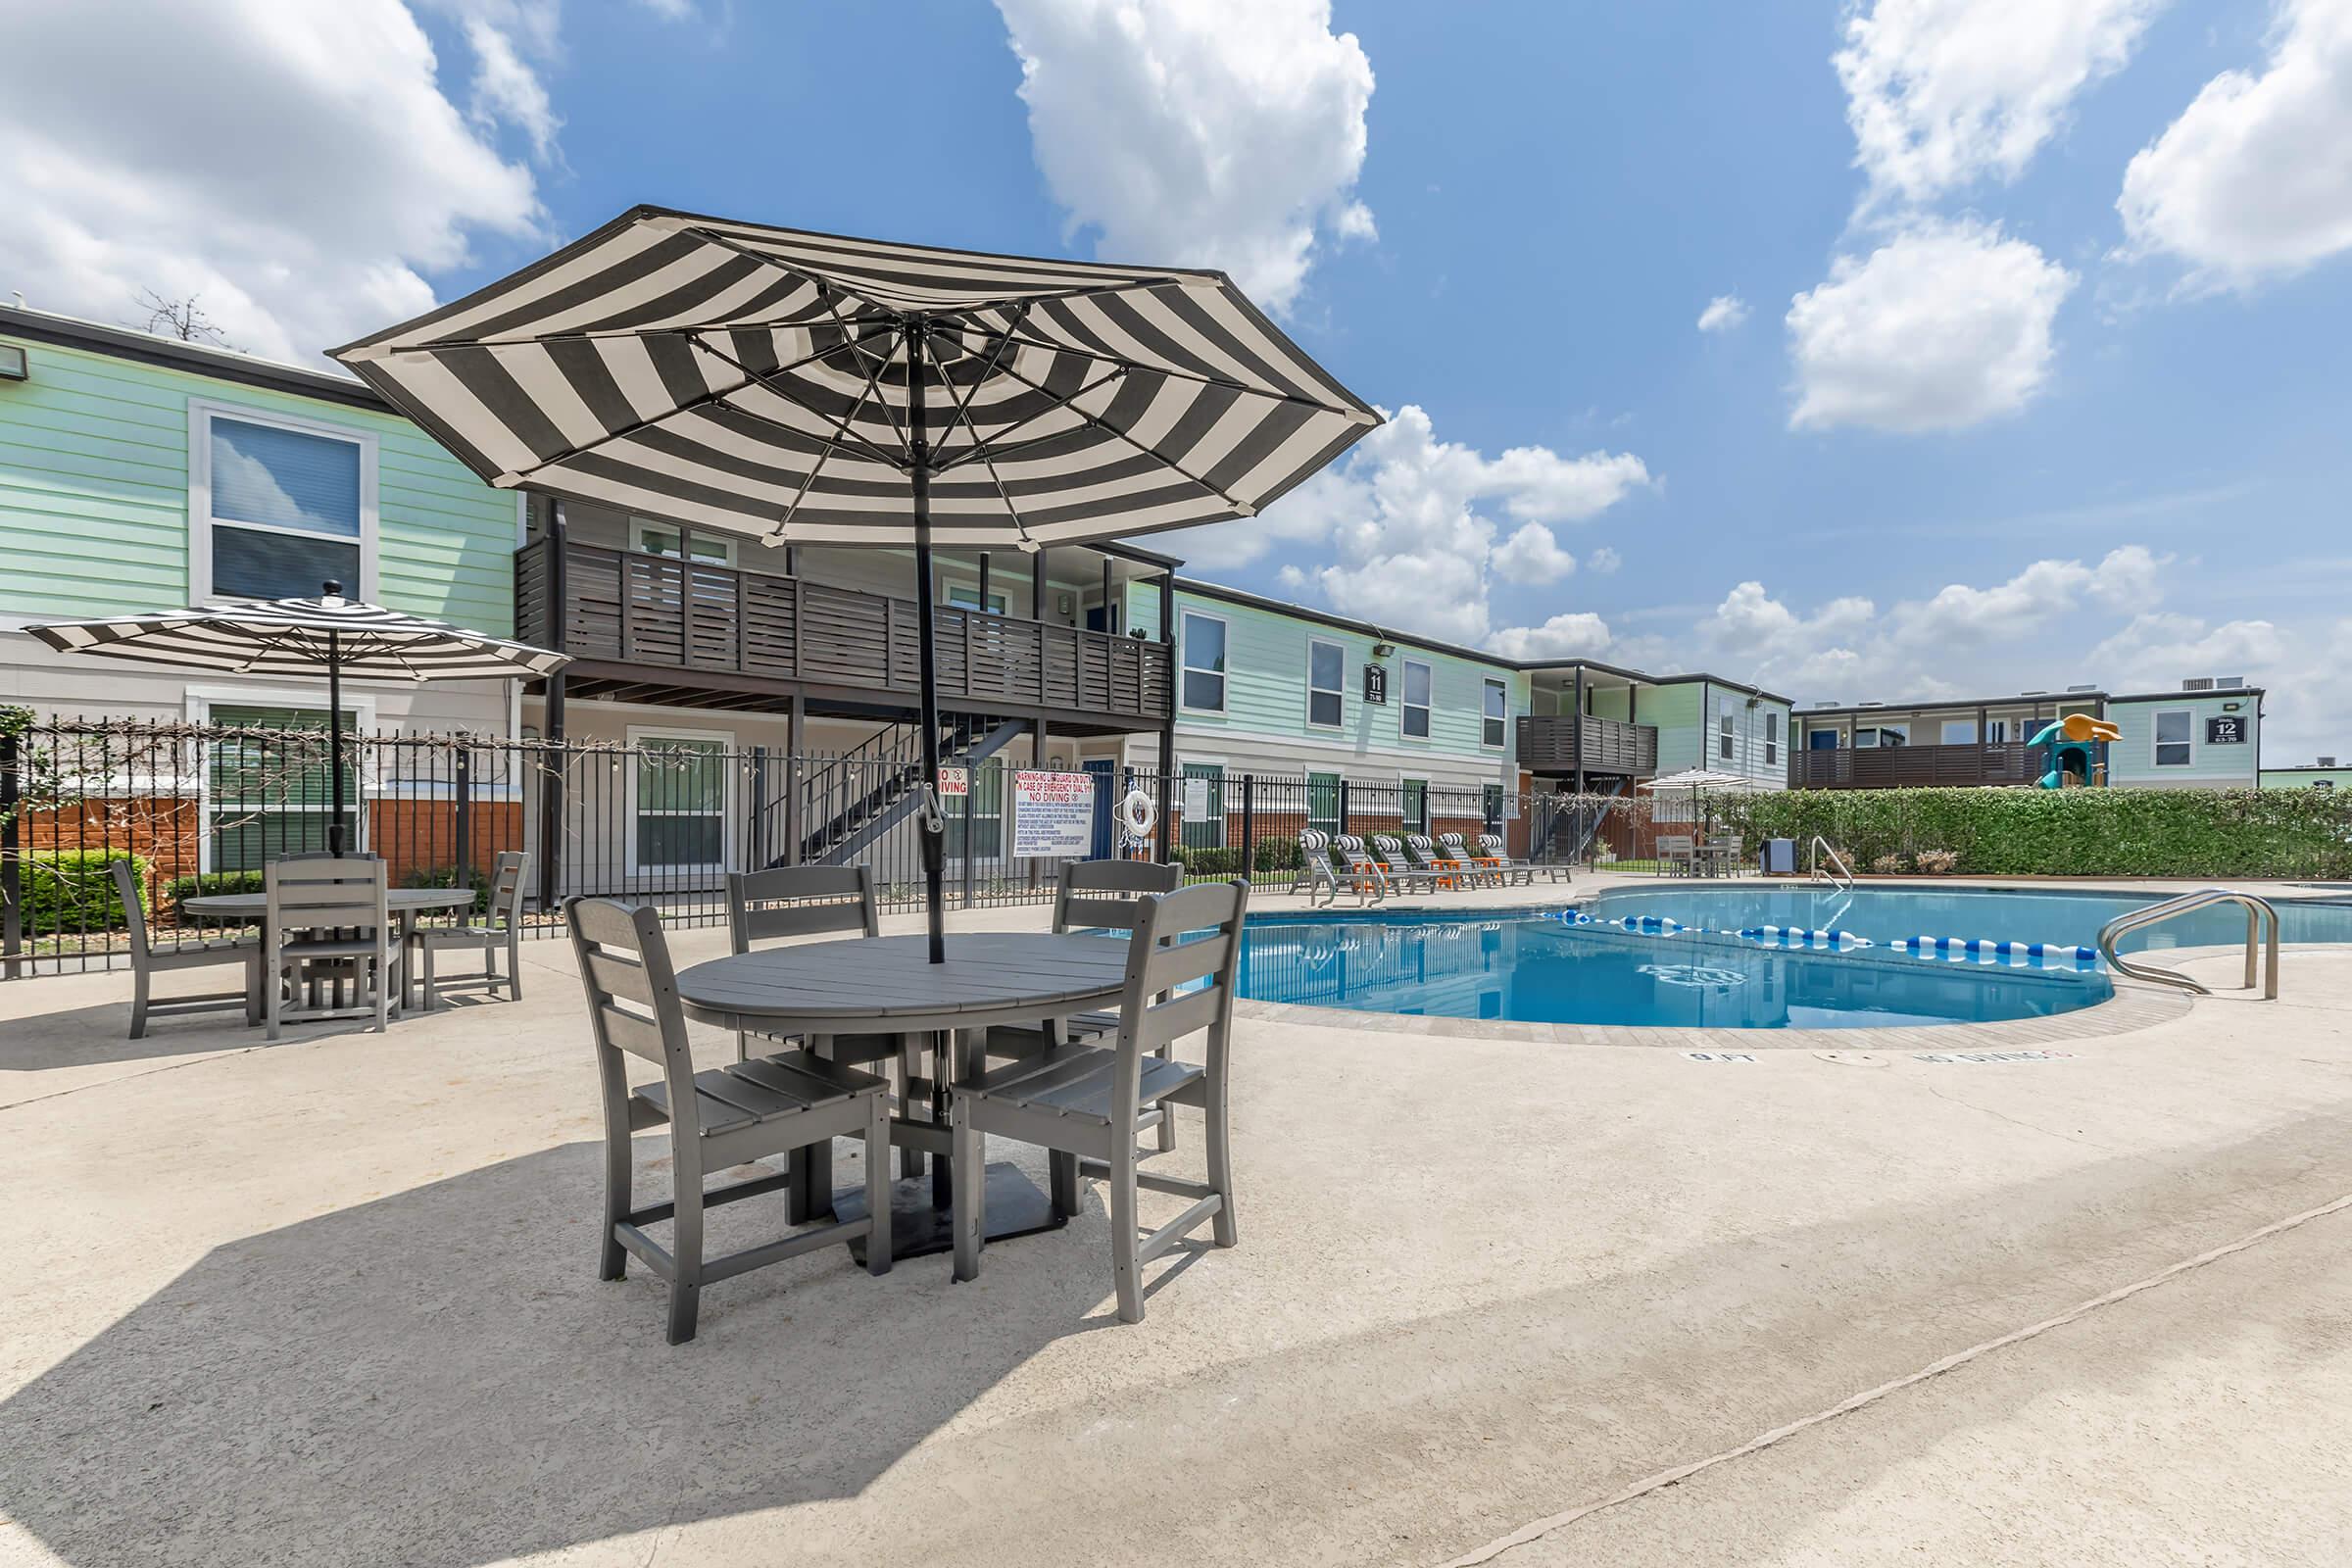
[{"x1": 2031, "y1": 712, "x2": 2123, "y2": 789}]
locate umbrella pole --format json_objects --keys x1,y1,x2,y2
[
  {"x1": 326, "y1": 626, "x2": 348, "y2": 858},
  {"x1": 907, "y1": 321, "x2": 947, "y2": 964}
]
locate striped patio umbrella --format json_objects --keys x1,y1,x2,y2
[
  {"x1": 330, "y1": 205, "x2": 1379, "y2": 958},
  {"x1": 27, "y1": 583, "x2": 570, "y2": 854}
]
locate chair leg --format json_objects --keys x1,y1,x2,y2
[
  {"x1": 506, "y1": 931, "x2": 521, "y2": 1000},
  {"x1": 1049, "y1": 1150, "x2": 1080, "y2": 1220},
  {"x1": 1108, "y1": 1139, "x2": 1144, "y2": 1324},
  {"x1": 266, "y1": 959, "x2": 283, "y2": 1042},
  {"x1": 667, "y1": 1173, "x2": 705, "y2": 1346},
  {"x1": 1153, "y1": 1045, "x2": 1178, "y2": 1152},
  {"x1": 600, "y1": 1127, "x2": 630, "y2": 1281},
  {"x1": 244, "y1": 952, "x2": 261, "y2": 1027},
  {"x1": 1205, "y1": 1064, "x2": 1238, "y2": 1250},
  {"x1": 861, "y1": 1092, "x2": 893, "y2": 1277},
  {"x1": 949, "y1": 1096, "x2": 983, "y2": 1283},
  {"x1": 898, "y1": 1035, "x2": 926, "y2": 1179},
  {"x1": 421, "y1": 941, "x2": 437, "y2": 1011},
  {"x1": 372, "y1": 953, "x2": 390, "y2": 1033},
  {"x1": 128, "y1": 962, "x2": 150, "y2": 1040}
]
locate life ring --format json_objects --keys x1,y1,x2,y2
[{"x1": 1117, "y1": 787, "x2": 1157, "y2": 845}]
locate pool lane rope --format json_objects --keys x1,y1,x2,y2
[
  {"x1": 1441, "y1": 1187, "x2": 2352, "y2": 1567},
  {"x1": 1549, "y1": 907, "x2": 2099, "y2": 966}
]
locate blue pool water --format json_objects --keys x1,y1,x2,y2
[{"x1": 1235, "y1": 910, "x2": 2113, "y2": 1030}]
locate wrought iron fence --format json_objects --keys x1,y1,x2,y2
[{"x1": 0, "y1": 715, "x2": 1646, "y2": 979}]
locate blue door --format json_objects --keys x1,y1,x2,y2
[
  {"x1": 1808, "y1": 729, "x2": 1840, "y2": 751},
  {"x1": 1085, "y1": 759, "x2": 1115, "y2": 858}
]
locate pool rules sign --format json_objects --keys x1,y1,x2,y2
[{"x1": 1011, "y1": 770, "x2": 1097, "y2": 858}]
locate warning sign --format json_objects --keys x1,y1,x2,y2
[
  {"x1": 1010, "y1": 769, "x2": 1096, "y2": 858},
  {"x1": 937, "y1": 765, "x2": 969, "y2": 798}
]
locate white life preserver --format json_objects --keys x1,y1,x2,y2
[{"x1": 1117, "y1": 786, "x2": 1157, "y2": 845}]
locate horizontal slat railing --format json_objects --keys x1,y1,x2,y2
[
  {"x1": 1513, "y1": 714, "x2": 1657, "y2": 775},
  {"x1": 526, "y1": 542, "x2": 1170, "y2": 719},
  {"x1": 1787, "y1": 742, "x2": 2037, "y2": 790}
]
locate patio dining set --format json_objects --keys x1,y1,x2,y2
[{"x1": 118, "y1": 851, "x2": 531, "y2": 1040}]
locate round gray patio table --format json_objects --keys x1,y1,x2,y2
[
  {"x1": 182, "y1": 887, "x2": 477, "y2": 1017},
  {"x1": 674, "y1": 932, "x2": 1132, "y2": 1262}
]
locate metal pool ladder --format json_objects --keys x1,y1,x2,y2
[
  {"x1": 2097, "y1": 889, "x2": 2279, "y2": 999},
  {"x1": 1810, "y1": 837, "x2": 1854, "y2": 893}
]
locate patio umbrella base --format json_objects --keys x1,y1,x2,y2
[{"x1": 832, "y1": 1161, "x2": 1065, "y2": 1266}]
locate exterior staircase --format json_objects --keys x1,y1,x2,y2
[{"x1": 764, "y1": 714, "x2": 1027, "y2": 869}]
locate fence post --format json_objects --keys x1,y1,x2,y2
[
  {"x1": 961, "y1": 764, "x2": 977, "y2": 908},
  {"x1": 452, "y1": 747, "x2": 472, "y2": 885},
  {"x1": 1337, "y1": 778, "x2": 1350, "y2": 838},
  {"x1": 748, "y1": 746, "x2": 768, "y2": 867},
  {"x1": 1, "y1": 722, "x2": 21, "y2": 982},
  {"x1": 1240, "y1": 774, "x2": 1254, "y2": 881}
]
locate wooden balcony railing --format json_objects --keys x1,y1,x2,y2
[
  {"x1": 1787, "y1": 742, "x2": 2038, "y2": 790},
  {"x1": 1515, "y1": 713, "x2": 1658, "y2": 776},
  {"x1": 516, "y1": 536, "x2": 1172, "y2": 722}
]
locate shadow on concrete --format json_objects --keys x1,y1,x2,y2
[{"x1": 0, "y1": 1139, "x2": 1123, "y2": 1567}]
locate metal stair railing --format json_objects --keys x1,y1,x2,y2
[
  {"x1": 2097, "y1": 888, "x2": 2278, "y2": 998},
  {"x1": 1810, "y1": 836, "x2": 1854, "y2": 893}
]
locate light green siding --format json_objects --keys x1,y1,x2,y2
[
  {"x1": 1126, "y1": 579, "x2": 1161, "y2": 640},
  {"x1": 2105, "y1": 695, "x2": 2260, "y2": 787},
  {"x1": 1170, "y1": 588, "x2": 1525, "y2": 763},
  {"x1": 2263, "y1": 768, "x2": 2349, "y2": 790},
  {"x1": 1643, "y1": 683, "x2": 1705, "y2": 774},
  {"x1": 1587, "y1": 685, "x2": 1632, "y2": 720},
  {"x1": 0, "y1": 336, "x2": 515, "y2": 632}
]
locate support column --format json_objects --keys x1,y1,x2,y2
[
  {"x1": 785, "y1": 689, "x2": 805, "y2": 865},
  {"x1": 1571, "y1": 666, "x2": 1587, "y2": 796},
  {"x1": 1154, "y1": 567, "x2": 1175, "y2": 861},
  {"x1": 1033, "y1": 547, "x2": 1049, "y2": 620},
  {"x1": 536, "y1": 670, "x2": 565, "y2": 910},
  {"x1": 976, "y1": 551, "x2": 991, "y2": 615}
]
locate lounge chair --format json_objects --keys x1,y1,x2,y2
[
  {"x1": 1292, "y1": 830, "x2": 1377, "y2": 906},
  {"x1": 1369, "y1": 835, "x2": 1446, "y2": 894},
  {"x1": 1401, "y1": 834, "x2": 1466, "y2": 888},
  {"x1": 1438, "y1": 832, "x2": 1506, "y2": 888},
  {"x1": 1331, "y1": 834, "x2": 1392, "y2": 901},
  {"x1": 1418, "y1": 833, "x2": 1493, "y2": 889},
  {"x1": 1468, "y1": 833, "x2": 1541, "y2": 886}
]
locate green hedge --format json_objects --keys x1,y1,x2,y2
[
  {"x1": 404, "y1": 864, "x2": 492, "y2": 915},
  {"x1": 1171, "y1": 839, "x2": 1301, "y2": 877},
  {"x1": 162, "y1": 870, "x2": 267, "y2": 911},
  {"x1": 1720, "y1": 787, "x2": 2352, "y2": 879},
  {"x1": 20, "y1": 851, "x2": 148, "y2": 935}
]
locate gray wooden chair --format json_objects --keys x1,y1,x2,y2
[
  {"x1": 727, "y1": 864, "x2": 923, "y2": 1187},
  {"x1": 985, "y1": 858, "x2": 1185, "y2": 1153},
  {"x1": 951, "y1": 878, "x2": 1249, "y2": 1323},
  {"x1": 1656, "y1": 834, "x2": 1697, "y2": 876},
  {"x1": 1368, "y1": 834, "x2": 1444, "y2": 894},
  {"x1": 265, "y1": 858, "x2": 393, "y2": 1040},
  {"x1": 1331, "y1": 835, "x2": 1392, "y2": 901},
  {"x1": 114, "y1": 859, "x2": 258, "y2": 1038},
  {"x1": 413, "y1": 851, "x2": 530, "y2": 1009},
  {"x1": 1287, "y1": 829, "x2": 1337, "y2": 903},
  {"x1": 1478, "y1": 832, "x2": 1566, "y2": 884},
  {"x1": 567, "y1": 897, "x2": 889, "y2": 1345},
  {"x1": 1402, "y1": 834, "x2": 1472, "y2": 888},
  {"x1": 1434, "y1": 832, "x2": 1500, "y2": 888}
]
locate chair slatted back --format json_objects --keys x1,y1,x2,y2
[
  {"x1": 1404, "y1": 834, "x2": 1448, "y2": 871},
  {"x1": 1299, "y1": 829, "x2": 1340, "y2": 873},
  {"x1": 566, "y1": 897, "x2": 701, "y2": 1138},
  {"x1": 110, "y1": 859, "x2": 153, "y2": 962},
  {"x1": 1656, "y1": 835, "x2": 1694, "y2": 854},
  {"x1": 1114, "y1": 879, "x2": 1249, "y2": 1074},
  {"x1": 1476, "y1": 834, "x2": 1509, "y2": 859},
  {"x1": 1369, "y1": 834, "x2": 1409, "y2": 868},
  {"x1": 1332, "y1": 835, "x2": 1384, "y2": 878},
  {"x1": 726, "y1": 864, "x2": 878, "y2": 953},
  {"x1": 1055, "y1": 858, "x2": 1180, "y2": 934},
  {"x1": 486, "y1": 851, "x2": 530, "y2": 930},
  {"x1": 1435, "y1": 833, "x2": 1479, "y2": 868},
  {"x1": 267, "y1": 858, "x2": 388, "y2": 938}
]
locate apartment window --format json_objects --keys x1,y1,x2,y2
[
  {"x1": 1401, "y1": 660, "x2": 1433, "y2": 739},
  {"x1": 1482, "y1": 679, "x2": 1507, "y2": 749},
  {"x1": 1854, "y1": 724, "x2": 1909, "y2": 749},
  {"x1": 2154, "y1": 710, "x2": 2194, "y2": 767},
  {"x1": 1180, "y1": 611, "x2": 1228, "y2": 712},
  {"x1": 947, "y1": 583, "x2": 1009, "y2": 614},
  {"x1": 1718, "y1": 709, "x2": 1736, "y2": 762},
  {"x1": 632, "y1": 735, "x2": 727, "y2": 869},
  {"x1": 1763, "y1": 710, "x2": 1780, "y2": 765},
  {"x1": 1940, "y1": 719, "x2": 1979, "y2": 745},
  {"x1": 635, "y1": 519, "x2": 733, "y2": 566},
  {"x1": 206, "y1": 704, "x2": 359, "y2": 868},
  {"x1": 1987, "y1": 718, "x2": 2010, "y2": 744},
  {"x1": 1307, "y1": 771, "x2": 1342, "y2": 837},
  {"x1": 1307, "y1": 639, "x2": 1345, "y2": 729},
  {"x1": 1401, "y1": 778, "x2": 1429, "y2": 834},
  {"x1": 194, "y1": 406, "x2": 372, "y2": 601}
]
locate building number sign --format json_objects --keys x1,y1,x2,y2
[
  {"x1": 2206, "y1": 715, "x2": 2247, "y2": 746},
  {"x1": 1362, "y1": 664, "x2": 1388, "y2": 705}
]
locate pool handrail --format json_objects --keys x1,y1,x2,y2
[
  {"x1": 1810, "y1": 837, "x2": 1854, "y2": 893},
  {"x1": 2096, "y1": 888, "x2": 2278, "y2": 999}
]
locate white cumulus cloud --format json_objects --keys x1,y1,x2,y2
[
  {"x1": 0, "y1": 0, "x2": 548, "y2": 365},
  {"x1": 1490, "y1": 612, "x2": 1616, "y2": 662},
  {"x1": 1491, "y1": 523, "x2": 1577, "y2": 584},
  {"x1": 1787, "y1": 218, "x2": 2077, "y2": 431},
  {"x1": 1837, "y1": 0, "x2": 2163, "y2": 208},
  {"x1": 1696, "y1": 294, "x2": 1749, "y2": 333},
  {"x1": 2118, "y1": 0, "x2": 2352, "y2": 287},
  {"x1": 1586, "y1": 545, "x2": 1623, "y2": 575},
  {"x1": 994, "y1": 0, "x2": 1375, "y2": 315}
]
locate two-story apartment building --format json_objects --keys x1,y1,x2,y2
[{"x1": 1790, "y1": 679, "x2": 2266, "y2": 790}]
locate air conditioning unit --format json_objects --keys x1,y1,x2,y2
[
  {"x1": 1812, "y1": 699, "x2": 1841, "y2": 709},
  {"x1": 1858, "y1": 700, "x2": 1884, "y2": 708},
  {"x1": 2066, "y1": 683, "x2": 2098, "y2": 693},
  {"x1": 2020, "y1": 689, "x2": 2048, "y2": 696},
  {"x1": 2182, "y1": 677, "x2": 2215, "y2": 691},
  {"x1": 2321, "y1": 756, "x2": 2339, "y2": 768},
  {"x1": 2215, "y1": 675, "x2": 2245, "y2": 689}
]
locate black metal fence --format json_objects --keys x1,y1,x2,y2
[{"x1": 0, "y1": 716, "x2": 1647, "y2": 978}]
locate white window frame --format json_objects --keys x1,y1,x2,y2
[
  {"x1": 189, "y1": 399, "x2": 378, "y2": 605},
  {"x1": 1763, "y1": 710, "x2": 1779, "y2": 765},
  {"x1": 1305, "y1": 637, "x2": 1346, "y2": 730},
  {"x1": 1987, "y1": 718, "x2": 2010, "y2": 744},
  {"x1": 625, "y1": 724, "x2": 734, "y2": 875},
  {"x1": 1400, "y1": 658, "x2": 1433, "y2": 741},
  {"x1": 633, "y1": 518, "x2": 735, "y2": 567},
  {"x1": 1940, "y1": 718, "x2": 1979, "y2": 746},
  {"x1": 1178, "y1": 609, "x2": 1230, "y2": 715},
  {"x1": 1718, "y1": 707, "x2": 1737, "y2": 762},
  {"x1": 184, "y1": 685, "x2": 379, "y2": 874},
  {"x1": 2152, "y1": 709, "x2": 2195, "y2": 768},
  {"x1": 1481, "y1": 678, "x2": 1508, "y2": 750}
]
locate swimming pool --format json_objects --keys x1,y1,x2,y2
[
  {"x1": 1234, "y1": 910, "x2": 2112, "y2": 1030},
  {"x1": 1581, "y1": 883, "x2": 2352, "y2": 954}
]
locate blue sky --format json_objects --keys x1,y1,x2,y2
[{"x1": 6, "y1": 0, "x2": 2348, "y2": 755}]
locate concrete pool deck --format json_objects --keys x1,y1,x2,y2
[{"x1": 2, "y1": 884, "x2": 2348, "y2": 1565}]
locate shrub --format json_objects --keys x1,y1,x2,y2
[
  {"x1": 1252, "y1": 837, "x2": 1300, "y2": 873},
  {"x1": 403, "y1": 864, "x2": 491, "y2": 915},
  {"x1": 1174, "y1": 846, "x2": 1243, "y2": 877},
  {"x1": 1721, "y1": 786, "x2": 2352, "y2": 879},
  {"x1": 162, "y1": 869, "x2": 267, "y2": 912},
  {"x1": 21, "y1": 851, "x2": 148, "y2": 935},
  {"x1": 1915, "y1": 848, "x2": 1960, "y2": 874},
  {"x1": 1870, "y1": 853, "x2": 1906, "y2": 875}
]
